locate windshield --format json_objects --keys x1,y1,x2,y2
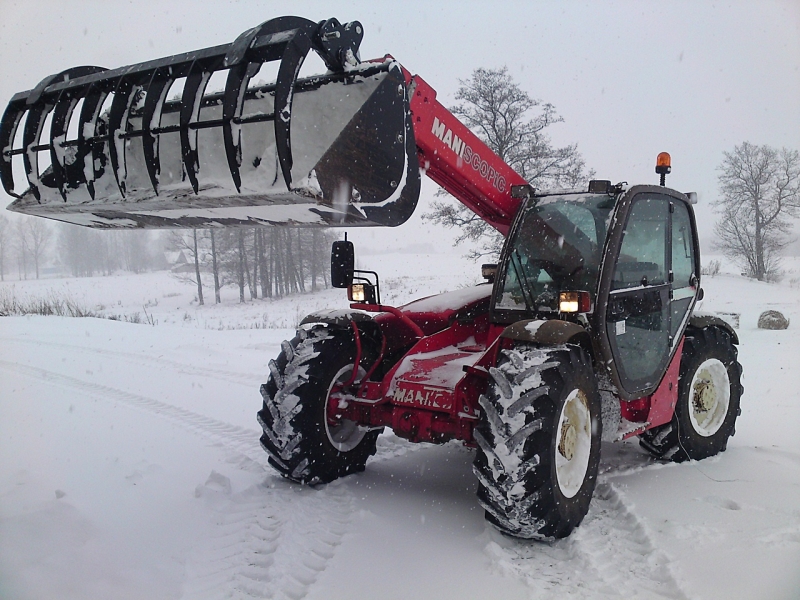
[{"x1": 494, "y1": 194, "x2": 614, "y2": 313}]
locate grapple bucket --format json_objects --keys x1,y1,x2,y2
[{"x1": 1, "y1": 17, "x2": 420, "y2": 229}]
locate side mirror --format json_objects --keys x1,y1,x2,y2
[
  {"x1": 331, "y1": 240, "x2": 355, "y2": 288},
  {"x1": 510, "y1": 184, "x2": 535, "y2": 199},
  {"x1": 481, "y1": 263, "x2": 497, "y2": 283}
]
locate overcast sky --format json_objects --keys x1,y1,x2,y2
[{"x1": 1, "y1": 0, "x2": 798, "y2": 254}]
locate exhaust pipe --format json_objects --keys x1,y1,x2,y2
[{"x1": 1, "y1": 17, "x2": 420, "y2": 229}]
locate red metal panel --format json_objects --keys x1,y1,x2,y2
[
  {"x1": 620, "y1": 397, "x2": 650, "y2": 423},
  {"x1": 646, "y1": 338, "x2": 684, "y2": 428},
  {"x1": 619, "y1": 338, "x2": 684, "y2": 430}
]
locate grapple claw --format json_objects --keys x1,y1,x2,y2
[{"x1": 2, "y1": 17, "x2": 420, "y2": 229}]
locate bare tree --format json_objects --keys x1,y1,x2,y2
[
  {"x1": 237, "y1": 230, "x2": 246, "y2": 303},
  {"x1": 118, "y1": 230, "x2": 153, "y2": 274},
  {"x1": 0, "y1": 215, "x2": 8, "y2": 281},
  {"x1": 15, "y1": 217, "x2": 52, "y2": 279},
  {"x1": 169, "y1": 230, "x2": 204, "y2": 303},
  {"x1": 714, "y1": 142, "x2": 800, "y2": 281},
  {"x1": 209, "y1": 229, "x2": 221, "y2": 304},
  {"x1": 192, "y1": 230, "x2": 204, "y2": 305},
  {"x1": 425, "y1": 67, "x2": 592, "y2": 258},
  {"x1": 14, "y1": 220, "x2": 29, "y2": 279}
]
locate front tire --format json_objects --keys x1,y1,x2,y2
[
  {"x1": 473, "y1": 344, "x2": 602, "y2": 540},
  {"x1": 257, "y1": 326, "x2": 381, "y2": 484},
  {"x1": 639, "y1": 326, "x2": 743, "y2": 462}
]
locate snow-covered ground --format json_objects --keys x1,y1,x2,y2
[{"x1": 1, "y1": 254, "x2": 799, "y2": 600}]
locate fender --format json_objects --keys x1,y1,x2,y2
[
  {"x1": 499, "y1": 319, "x2": 592, "y2": 352},
  {"x1": 688, "y1": 314, "x2": 739, "y2": 344},
  {"x1": 299, "y1": 309, "x2": 386, "y2": 388},
  {"x1": 300, "y1": 309, "x2": 376, "y2": 330},
  {"x1": 299, "y1": 308, "x2": 384, "y2": 354}
]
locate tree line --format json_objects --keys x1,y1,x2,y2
[
  {"x1": 0, "y1": 215, "x2": 58, "y2": 280},
  {"x1": 170, "y1": 228, "x2": 336, "y2": 305},
  {"x1": 0, "y1": 216, "x2": 167, "y2": 281},
  {"x1": 0, "y1": 215, "x2": 336, "y2": 301}
]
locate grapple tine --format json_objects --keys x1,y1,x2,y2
[
  {"x1": 49, "y1": 91, "x2": 75, "y2": 200},
  {"x1": 107, "y1": 77, "x2": 140, "y2": 197},
  {"x1": 48, "y1": 67, "x2": 108, "y2": 201},
  {"x1": 0, "y1": 101, "x2": 25, "y2": 199},
  {"x1": 21, "y1": 102, "x2": 51, "y2": 201},
  {"x1": 76, "y1": 84, "x2": 108, "y2": 200},
  {"x1": 180, "y1": 61, "x2": 217, "y2": 195},
  {"x1": 141, "y1": 69, "x2": 171, "y2": 195},
  {"x1": 222, "y1": 62, "x2": 249, "y2": 193},
  {"x1": 273, "y1": 28, "x2": 312, "y2": 190}
]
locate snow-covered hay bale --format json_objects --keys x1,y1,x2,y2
[{"x1": 757, "y1": 310, "x2": 790, "y2": 330}]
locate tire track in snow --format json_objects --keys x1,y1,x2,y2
[
  {"x1": 3, "y1": 337, "x2": 457, "y2": 463},
  {"x1": 0, "y1": 336, "x2": 263, "y2": 387},
  {"x1": 181, "y1": 435, "x2": 423, "y2": 599},
  {"x1": 184, "y1": 480, "x2": 354, "y2": 600},
  {"x1": 483, "y1": 482, "x2": 688, "y2": 599},
  {"x1": 571, "y1": 482, "x2": 689, "y2": 599},
  {"x1": 1, "y1": 359, "x2": 361, "y2": 600},
  {"x1": 0, "y1": 360, "x2": 266, "y2": 472},
  {"x1": 181, "y1": 437, "x2": 419, "y2": 600}
]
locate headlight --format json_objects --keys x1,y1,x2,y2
[
  {"x1": 559, "y1": 291, "x2": 591, "y2": 313},
  {"x1": 348, "y1": 283, "x2": 376, "y2": 304},
  {"x1": 350, "y1": 283, "x2": 367, "y2": 302}
]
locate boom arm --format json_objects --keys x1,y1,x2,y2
[{"x1": 402, "y1": 69, "x2": 527, "y2": 236}]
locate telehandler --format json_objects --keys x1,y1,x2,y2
[{"x1": 1, "y1": 16, "x2": 742, "y2": 539}]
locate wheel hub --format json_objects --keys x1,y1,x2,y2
[
  {"x1": 554, "y1": 388, "x2": 592, "y2": 498},
  {"x1": 688, "y1": 358, "x2": 731, "y2": 437},
  {"x1": 558, "y1": 420, "x2": 577, "y2": 461},
  {"x1": 325, "y1": 365, "x2": 368, "y2": 452},
  {"x1": 692, "y1": 378, "x2": 714, "y2": 413}
]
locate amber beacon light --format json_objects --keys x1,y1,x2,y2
[{"x1": 656, "y1": 152, "x2": 672, "y2": 186}]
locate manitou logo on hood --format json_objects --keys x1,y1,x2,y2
[
  {"x1": 392, "y1": 382, "x2": 452, "y2": 411},
  {"x1": 430, "y1": 117, "x2": 508, "y2": 193}
]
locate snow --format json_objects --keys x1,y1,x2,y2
[
  {"x1": 1, "y1": 256, "x2": 799, "y2": 599},
  {"x1": 525, "y1": 319, "x2": 547, "y2": 336},
  {"x1": 400, "y1": 284, "x2": 491, "y2": 313}
]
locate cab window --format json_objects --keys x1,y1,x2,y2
[{"x1": 611, "y1": 198, "x2": 668, "y2": 290}]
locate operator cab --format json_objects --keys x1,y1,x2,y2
[{"x1": 490, "y1": 156, "x2": 702, "y2": 400}]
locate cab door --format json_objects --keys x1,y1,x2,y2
[
  {"x1": 605, "y1": 195, "x2": 672, "y2": 394},
  {"x1": 600, "y1": 190, "x2": 700, "y2": 398}
]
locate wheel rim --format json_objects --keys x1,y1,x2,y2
[
  {"x1": 325, "y1": 365, "x2": 367, "y2": 452},
  {"x1": 555, "y1": 388, "x2": 592, "y2": 498},
  {"x1": 688, "y1": 358, "x2": 730, "y2": 437}
]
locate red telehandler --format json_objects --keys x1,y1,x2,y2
[{"x1": 2, "y1": 16, "x2": 742, "y2": 539}]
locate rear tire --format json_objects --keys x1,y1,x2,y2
[
  {"x1": 639, "y1": 326, "x2": 743, "y2": 462},
  {"x1": 257, "y1": 326, "x2": 381, "y2": 484},
  {"x1": 473, "y1": 344, "x2": 602, "y2": 540}
]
